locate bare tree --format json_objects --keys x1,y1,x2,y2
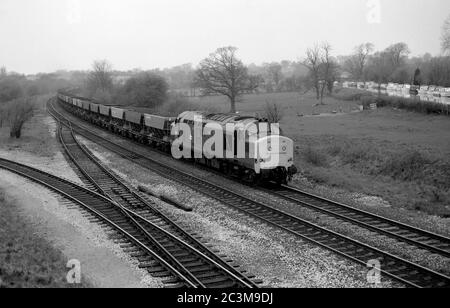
[
  {"x1": 385, "y1": 42, "x2": 410, "y2": 68},
  {"x1": 344, "y1": 43, "x2": 374, "y2": 81},
  {"x1": 264, "y1": 100, "x2": 284, "y2": 124},
  {"x1": 318, "y1": 43, "x2": 338, "y2": 104},
  {"x1": 195, "y1": 47, "x2": 256, "y2": 113},
  {"x1": 0, "y1": 67, "x2": 6, "y2": 78},
  {"x1": 266, "y1": 63, "x2": 283, "y2": 91},
  {"x1": 87, "y1": 60, "x2": 113, "y2": 97},
  {"x1": 4, "y1": 97, "x2": 36, "y2": 138},
  {"x1": 303, "y1": 45, "x2": 322, "y2": 99},
  {"x1": 442, "y1": 15, "x2": 450, "y2": 55},
  {"x1": 303, "y1": 43, "x2": 338, "y2": 104},
  {"x1": 367, "y1": 51, "x2": 395, "y2": 94}
]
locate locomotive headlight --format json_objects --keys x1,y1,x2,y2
[
  {"x1": 282, "y1": 146, "x2": 287, "y2": 152},
  {"x1": 268, "y1": 146, "x2": 272, "y2": 151}
]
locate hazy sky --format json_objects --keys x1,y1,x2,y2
[{"x1": 0, "y1": 0, "x2": 449, "y2": 74}]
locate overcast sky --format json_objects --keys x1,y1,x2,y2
[{"x1": 0, "y1": 0, "x2": 449, "y2": 74}]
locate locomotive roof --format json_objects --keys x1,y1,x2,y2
[{"x1": 179, "y1": 111, "x2": 258, "y2": 124}]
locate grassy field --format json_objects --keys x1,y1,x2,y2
[
  {"x1": 0, "y1": 190, "x2": 90, "y2": 288},
  {"x1": 188, "y1": 91, "x2": 450, "y2": 217},
  {"x1": 187, "y1": 91, "x2": 362, "y2": 115}
]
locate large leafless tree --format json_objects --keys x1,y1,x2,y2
[
  {"x1": 265, "y1": 62, "x2": 283, "y2": 91},
  {"x1": 87, "y1": 60, "x2": 113, "y2": 97},
  {"x1": 385, "y1": 42, "x2": 410, "y2": 68},
  {"x1": 303, "y1": 45, "x2": 322, "y2": 100},
  {"x1": 442, "y1": 15, "x2": 450, "y2": 55},
  {"x1": 367, "y1": 51, "x2": 396, "y2": 94},
  {"x1": 344, "y1": 43, "x2": 374, "y2": 81},
  {"x1": 195, "y1": 47, "x2": 256, "y2": 113},
  {"x1": 303, "y1": 43, "x2": 338, "y2": 104}
]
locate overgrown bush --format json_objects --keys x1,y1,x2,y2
[
  {"x1": 302, "y1": 146, "x2": 329, "y2": 167},
  {"x1": 3, "y1": 97, "x2": 36, "y2": 138},
  {"x1": 341, "y1": 143, "x2": 379, "y2": 165},
  {"x1": 264, "y1": 100, "x2": 284, "y2": 123},
  {"x1": 367, "y1": 96, "x2": 450, "y2": 115},
  {"x1": 0, "y1": 77, "x2": 23, "y2": 103},
  {"x1": 378, "y1": 151, "x2": 433, "y2": 182}
]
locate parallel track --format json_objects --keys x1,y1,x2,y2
[
  {"x1": 263, "y1": 184, "x2": 450, "y2": 258},
  {"x1": 0, "y1": 158, "x2": 193, "y2": 287},
  {"x1": 52, "y1": 98, "x2": 450, "y2": 259},
  {"x1": 56, "y1": 123, "x2": 256, "y2": 288},
  {"x1": 49, "y1": 98, "x2": 450, "y2": 288}
]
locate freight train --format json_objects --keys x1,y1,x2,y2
[{"x1": 57, "y1": 93, "x2": 297, "y2": 185}]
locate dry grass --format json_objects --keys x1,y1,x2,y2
[
  {"x1": 302, "y1": 147, "x2": 329, "y2": 167},
  {"x1": 296, "y1": 139, "x2": 450, "y2": 217},
  {"x1": 187, "y1": 91, "x2": 361, "y2": 116},
  {"x1": 0, "y1": 190, "x2": 91, "y2": 288}
]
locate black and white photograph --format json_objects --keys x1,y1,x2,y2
[{"x1": 0, "y1": 0, "x2": 449, "y2": 293}]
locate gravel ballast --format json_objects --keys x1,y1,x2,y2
[{"x1": 80, "y1": 138, "x2": 399, "y2": 288}]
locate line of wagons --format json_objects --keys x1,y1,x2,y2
[
  {"x1": 57, "y1": 92, "x2": 298, "y2": 185},
  {"x1": 58, "y1": 93, "x2": 174, "y2": 151}
]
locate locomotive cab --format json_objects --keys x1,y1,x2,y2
[{"x1": 256, "y1": 135, "x2": 296, "y2": 184}]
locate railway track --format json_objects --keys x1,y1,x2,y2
[
  {"x1": 0, "y1": 157, "x2": 255, "y2": 288},
  {"x1": 49, "y1": 99, "x2": 450, "y2": 288},
  {"x1": 262, "y1": 184, "x2": 450, "y2": 258},
  {"x1": 50, "y1": 98, "x2": 450, "y2": 259},
  {"x1": 57, "y1": 122, "x2": 258, "y2": 288}
]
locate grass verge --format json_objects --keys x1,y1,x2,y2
[
  {"x1": 0, "y1": 190, "x2": 91, "y2": 288},
  {"x1": 294, "y1": 138, "x2": 450, "y2": 217}
]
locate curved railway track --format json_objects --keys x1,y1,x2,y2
[
  {"x1": 50, "y1": 99, "x2": 450, "y2": 259},
  {"x1": 49, "y1": 99, "x2": 450, "y2": 288},
  {"x1": 0, "y1": 157, "x2": 255, "y2": 288},
  {"x1": 58, "y1": 122, "x2": 257, "y2": 288}
]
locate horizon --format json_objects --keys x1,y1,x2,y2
[{"x1": 1, "y1": 0, "x2": 449, "y2": 75}]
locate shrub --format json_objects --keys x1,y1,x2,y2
[
  {"x1": 3, "y1": 97, "x2": 36, "y2": 138},
  {"x1": 264, "y1": 100, "x2": 284, "y2": 123},
  {"x1": 378, "y1": 151, "x2": 433, "y2": 182},
  {"x1": 302, "y1": 147, "x2": 329, "y2": 167},
  {"x1": 327, "y1": 143, "x2": 343, "y2": 156},
  {"x1": 0, "y1": 77, "x2": 23, "y2": 103},
  {"x1": 358, "y1": 94, "x2": 449, "y2": 115}
]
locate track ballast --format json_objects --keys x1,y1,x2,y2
[{"x1": 49, "y1": 98, "x2": 450, "y2": 288}]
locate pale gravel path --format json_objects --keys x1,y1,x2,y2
[
  {"x1": 81, "y1": 138, "x2": 398, "y2": 288},
  {"x1": 0, "y1": 170, "x2": 165, "y2": 288}
]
